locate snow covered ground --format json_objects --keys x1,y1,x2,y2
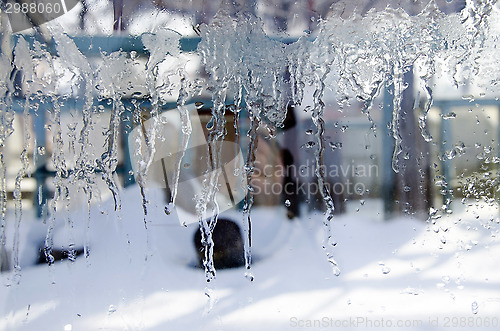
[{"x1": 1, "y1": 185, "x2": 500, "y2": 330}]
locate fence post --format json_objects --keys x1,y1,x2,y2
[
  {"x1": 439, "y1": 102, "x2": 453, "y2": 207},
  {"x1": 382, "y1": 83, "x2": 395, "y2": 219}
]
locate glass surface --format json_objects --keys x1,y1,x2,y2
[{"x1": 1, "y1": 1, "x2": 500, "y2": 330}]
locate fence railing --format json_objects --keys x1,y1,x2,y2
[{"x1": 6, "y1": 33, "x2": 498, "y2": 218}]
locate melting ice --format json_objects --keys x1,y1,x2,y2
[{"x1": 0, "y1": 1, "x2": 499, "y2": 282}]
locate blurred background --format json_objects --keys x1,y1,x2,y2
[
  {"x1": 1, "y1": 0, "x2": 497, "y2": 223},
  {"x1": 2, "y1": 1, "x2": 500, "y2": 330}
]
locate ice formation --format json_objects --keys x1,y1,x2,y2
[{"x1": 0, "y1": 0, "x2": 499, "y2": 282}]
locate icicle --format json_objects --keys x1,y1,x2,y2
[
  {"x1": 416, "y1": 58, "x2": 434, "y2": 143},
  {"x1": 171, "y1": 71, "x2": 192, "y2": 204},
  {"x1": 100, "y1": 93, "x2": 123, "y2": 212},
  {"x1": 51, "y1": 31, "x2": 97, "y2": 265},
  {"x1": 140, "y1": 29, "x2": 182, "y2": 214},
  {"x1": 414, "y1": 2, "x2": 444, "y2": 143},
  {"x1": 0, "y1": 30, "x2": 14, "y2": 274},
  {"x1": 42, "y1": 89, "x2": 57, "y2": 269},
  {"x1": 197, "y1": 95, "x2": 228, "y2": 281},
  {"x1": 96, "y1": 51, "x2": 132, "y2": 212},
  {"x1": 197, "y1": 11, "x2": 295, "y2": 280},
  {"x1": 83, "y1": 187, "x2": 92, "y2": 261},
  {"x1": 198, "y1": 14, "x2": 237, "y2": 280},
  {"x1": 11, "y1": 37, "x2": 52, "y2": 282},
  {"x1": 241, "y1": 108, "x2": 260, "y2": 281},
  {"x1": 54, "y1": 40, "x2": 91, "y2": 174},
  {"x1": 130, "y1": 100, "x2": 150, "y2": 218},
  {"x1": 390, "y1": 62, "x2": 404, "y2": 173},
  {"x1": 196, "y1": 13, "x2": 230, "y2": 281},
  {"x1": 46, "y1": 96, "x2": 76, "y2": 263},
  {"x1": 11, "y1": 88, "x2": 30, "y2": 281},
  {"x1": 310, "y1": 53, "x2": 340, "y2": 275},
  {"x1": 198, "y1": 211, "x2": 218, "y2": 281}
]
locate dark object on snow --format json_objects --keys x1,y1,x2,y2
[
  {"x1": 36, "y1": 247, "x2": 85, "y2": 265},
  {"x1": 194, "y1": 218, "x2": 244, "y2": 269}
]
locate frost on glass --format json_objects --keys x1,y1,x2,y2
[
  {"x1": 11, "y1": 36, "x2": 56, "y2": 282},
  {"x1": 315, "y1": 1, "x2": 492, "y2": 173},
  {"x1": 0, "y1": 0, "x2": 499, "y2": 286},
  {"x1": 0, "y1": 26, "x2": 14, "y2": 274},
  {"x1": 194, "y1": 0, "x2": 499, "y2": 276}
]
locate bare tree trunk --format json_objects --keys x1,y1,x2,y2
[{"x1": 113, "y1": 0, "x2": 125, "y2": 31}]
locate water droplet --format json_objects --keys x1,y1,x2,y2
[
  {"x1": 355, "y1": 186, "x2": 364, "y2": 194},
  {"x1": 305, "y1": 129, "x2": 313, "y2": 135},
  {"x1": 37, "y1": 146, "x2": 46, "y2": 155},
  {"x1": 442, "y1": 112, "x2": 456, "y2": 119},
  {"x1": 206, "y1": 117, "x2": 215, "y2": 130},
  {"x1": 462, "y1": 95, "x2": 475, "y2": 102},
  {"x1": 164, "y1": 206, "x2": 171, "y2": 215},
  {"x1": 195, "y1": 102, "x2": 204, "y2": 109},
  {"x1": 472, "y1": 301, "x2": 479, "y2": 314},
  {"x1": 108, "y1": 305, "x2": 117, "y2": 314},
  {"x1": 445, "y1": 149, "x2": 457, "y2": 160},
  {"x1": 302, "y1": 141, "x2": 316, "y2": 148},
  {"x1": 285, "y1": 199, "x2": 291, "y2": 207},
  {"x1": 329, "y1": 142, "x2": 342, "y2": 150},
  {"x1": 381, "y1": 266, "x2": 391, "y2": 274},
  {"x1": 245, "y1": 272, "x2": 254, "y2": 281}
]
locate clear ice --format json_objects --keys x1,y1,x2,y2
[{"x1": 0, "y1": 0, "x2": 498, "y2": 281}]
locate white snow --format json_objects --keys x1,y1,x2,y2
[{"x1": 1, "y1": 185, "x2": 499, "y2": 330}]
